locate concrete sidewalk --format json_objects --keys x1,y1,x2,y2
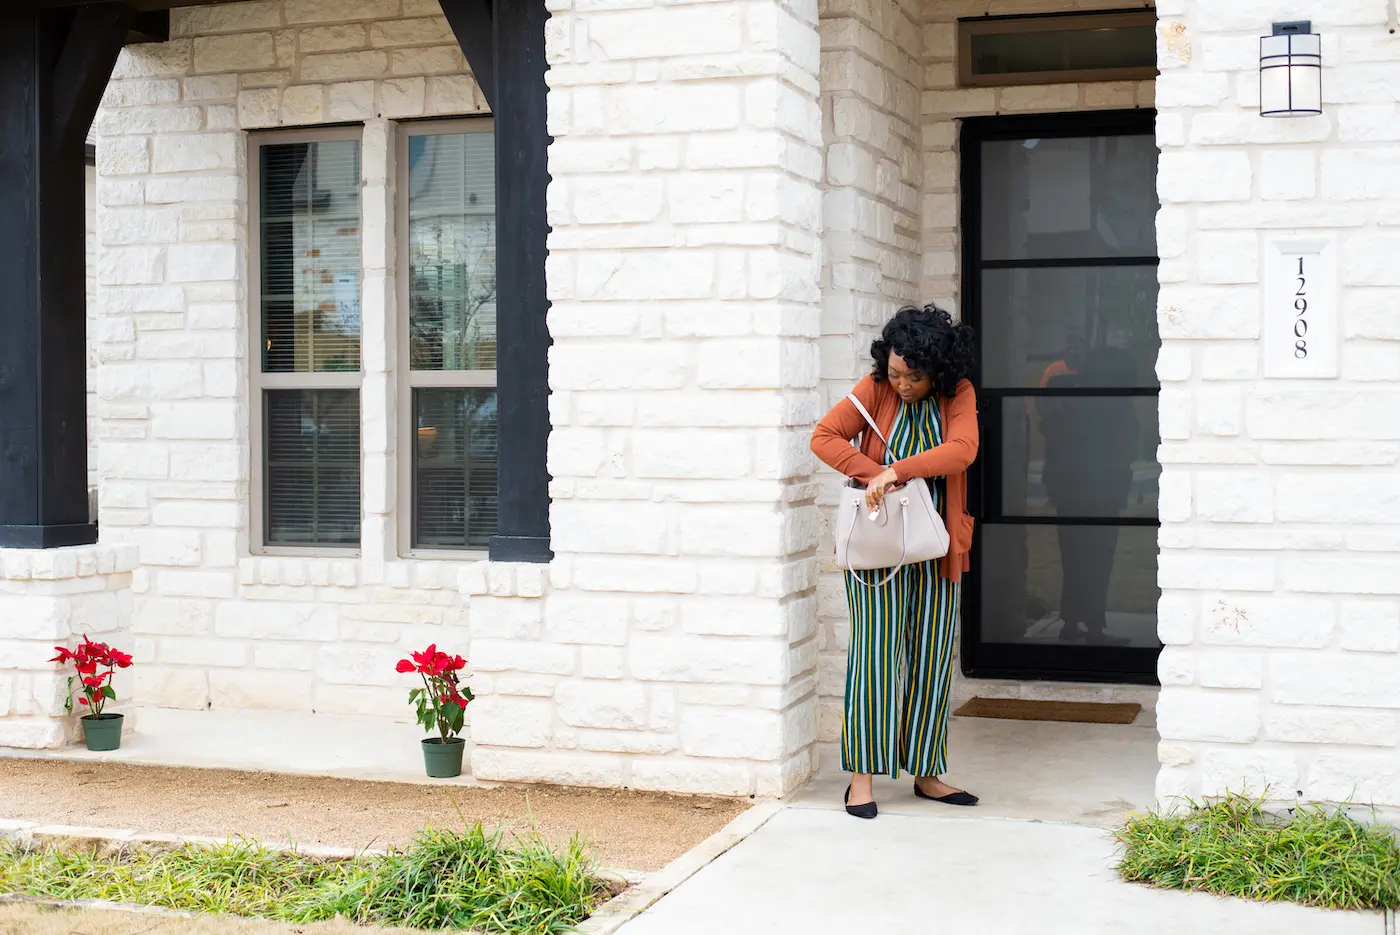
[{"x1": 615, "y1": 805, "x2": 1385, "y2": 935}]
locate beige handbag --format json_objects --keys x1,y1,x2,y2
[{"x1": 835, "y1": 393, "x2": 950, "y2": 587}]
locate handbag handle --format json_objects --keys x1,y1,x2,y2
[
  {"x1": 846, "y1": 393, "x2": 888, "y2": 447},
  {"x1": 846, "y1": 495, "x2": 910, "y2": 589}
]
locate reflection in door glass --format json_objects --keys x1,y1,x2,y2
[
  {"x1": 979, "y1": 525, "x2": 1161, "y2": 649},
  {"x1": 981, "y1": 135, "x2": 1158, "y2": 261},
  {"x1": 1001, "y1": 396, "x2": 1160, "y2": 519},
  {"x1": 979, "y1": 265, "x2": 1159, "y2": 389}
]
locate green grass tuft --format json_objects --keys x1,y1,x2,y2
[
  {"x1": 1114, "y1": 793, "x2": 1400, "y2": 911},
  {"x1": 0, "y1": 823, "x2": 609, "y2": 934}
]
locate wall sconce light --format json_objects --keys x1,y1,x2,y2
[{"x1": 1260, "y1": 21, "x2": 1322, "y2": 117}]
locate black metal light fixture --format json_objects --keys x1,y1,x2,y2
[{"x1": 1260, "y1": 21, "x2": 1322, "y2": 117}]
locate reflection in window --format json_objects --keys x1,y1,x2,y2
[
  {"x1": 260, "y1": 140, "x2": 362, "y2": 373},
  {"x1": 407, "y1": 132, "x2": 497, "y2": 372},
  {"x1": 415, "y1": 389, "x2": 498, "y2": 549},
  {"x1": 405, "y1": 126, "x2": 498, "y2": 550}
]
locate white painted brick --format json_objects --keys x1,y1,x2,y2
[
  {"x1": 1272, "y1": 653, "x2": 1400, "y2": 709},
  {"x1": 1156, "y1": 689, "x2": 1261, "y2": 743},
  {"x1": 151, "y1": 134, "x2": 237, "y2": 173},
  {"x1": 470, "y1": 696, "x2": 552, "y2": 748},
  {"x1": 1200, "y1": 750, "x2": 1299, "y2": 799},
  {"x1": 1266, "y1": 710, "x2": 1398, "y2": 747},
  {"x1": 1339, "y1": 601, "x2": 1400, "y2": 652},
  {"x1": 1194, "y1": 472, "x2": 1272, "y2": 523},
  {"x1": 629, "y1": 635, "x2": 787, "y2": 685},
  {"x1": 629, "y1": 758, "x2": 751, "y2": 797},
  {"x1": 1309, "y1": 754, "x2": 1400, "y2": 804},
  {"x1": 1158, "y1": 152, "x2": 1251, "y2": 203},
  {"x1": 545, "y1": 595, "x2": 628, "y2": 646},
  {"x1": 1197, "y1": 653, "x2": 1264, "y2": 690},
  {"x1": 556, "y1": 682, "x2": 647, "y2": 730},
  {"x1": 210, "y1": 670, "x2": 312, "y2": 710}
]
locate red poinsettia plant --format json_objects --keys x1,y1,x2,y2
[
  {"x1": 396, "y1": 644, "x2": 473, "y2": 743},
  {"x1": 51, "y1": 636, "x2": 134, "y2": 718}
]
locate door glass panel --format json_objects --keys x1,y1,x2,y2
[
  {"x1": 979, "y1": 265, "x2": 1159, "y2": 389},
  {"x1": 978, "y1": 524, "x2": 1161, "y2": 650},
  {"x1": 1001, "y1": 396, "x2": 1160, "y2": 519},
  {"x1": 981, "y1": 135, "x2": 1158, "y2": 261}
]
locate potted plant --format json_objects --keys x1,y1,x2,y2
[
  {"x1": 51, "y1": 636, "x2": 134, "y2": 752},
  {"x1": 396, "y1": 643, "x2": 473, "y2": 778}
]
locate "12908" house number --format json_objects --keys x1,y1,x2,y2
[{"x1": 1264, "y1": 235, "x2": 1337, "y2": 379}]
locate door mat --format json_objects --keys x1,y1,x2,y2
[{"x1": 952, "y1": 698, "x2": 1141, "y2": 725}]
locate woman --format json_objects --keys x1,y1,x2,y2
[{"x1": 810, "y1": 304, "x2": 979, "y2": 819}]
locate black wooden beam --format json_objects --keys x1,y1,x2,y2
[
  {"x1": 438, "y1": 0, "x2": 495, "y2": 111},
  {"x1": 486, "y1": 0, "x2": 552, "y2": 564},
  {"x1": 0, "y1": 5, "x2": 133, "y2": 548},
  {"x1": 127, "y1": 10, "x2": 169, "y2": 43},
  {"x1": 53, "y1": 4, "x2": 135, "y2": 150}
]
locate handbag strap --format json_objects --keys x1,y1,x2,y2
[{"x1": 846, "y1": 393, "x2": 888, "y2": 447}]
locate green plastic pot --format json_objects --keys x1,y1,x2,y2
[
  {"x1": 421, "y1": 737, "x2": 465, "y2": 778},
  {"x1": 82, "y1": 713, "x2": 124, "y2": 752}
]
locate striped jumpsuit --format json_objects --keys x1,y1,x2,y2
[{"x1": 842, "y1": 394, "x2": 960, "y2": 778}]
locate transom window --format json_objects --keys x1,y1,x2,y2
[{"x1": 959, "y1": 10, "x2": 1158, "y2": 88}]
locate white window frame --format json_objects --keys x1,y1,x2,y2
[
  {"x1": 395, "y1": 117, "x2": 498, "y2": 559},
  {"x1": 248, "y1": 125, "x2": 366, "y2": 557}
]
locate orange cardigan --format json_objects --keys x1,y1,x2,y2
[{"x1": 810, "y1": 375, "x2": 979, "y2": 582}]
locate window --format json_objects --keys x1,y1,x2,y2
[
  {"x1": 250, "y1": 129, "x2": 363, "y2": 551},
  {"x1": 958, "y1": 10, "x2": 1157, "y2": 88},
  {"x1": 398, "y1": 120, "x2": 499, "y2": 553}
]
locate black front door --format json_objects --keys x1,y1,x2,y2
[{"x1": 961, "y1": 110, "x2": 1162, "y2": 684}]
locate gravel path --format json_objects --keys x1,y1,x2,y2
[{"x1": 0, "y1": 759, "x2": 748, "y2": 872}]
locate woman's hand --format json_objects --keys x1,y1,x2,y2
[{"x1": 864, "y1": 467, "x2": 901, "y2": 512}]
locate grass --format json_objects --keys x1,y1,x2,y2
[
  {"x1": 0, "y1": 824, "x2": 611, "y2": 935},
  {"x1": 1114, "y1": 793, "x2": 1400, "y2": 911}
]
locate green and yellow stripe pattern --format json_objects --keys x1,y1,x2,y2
[{"x1": 841, "y1": 394, "x2": 960, "y2": 778}]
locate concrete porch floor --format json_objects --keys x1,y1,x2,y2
[
  {"x1": 0, "y1": 706, "x2": 475, "y2": 786},
  {"x1": 1, "y1": 709, "x2": 1162, "y2": 820},
  {"x1": 792, "y1": 714, "x2": 1161, "y2": 826}
]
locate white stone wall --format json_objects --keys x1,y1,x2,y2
[
  {"x1": 814, "y1": 0, "x2": 924, "y2": 743},
  {"x1": 0, "y1": 545, "x2": 138, "y2": 749},
  {"x1": 541, "y1": 0, "x2": 824, "y2": 795},
  {"x1": 78, "y1": 0, "x2": 826, "y2": 796},
  {"x1": 1154, "y1": 0, "x2": 1400, "y2": 815}
]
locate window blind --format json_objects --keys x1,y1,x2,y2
[
  {"x1": 258, "y1": 137, "x2": 363, "y2": 549},
  {"x1": 265, "y1": 389, "x2": 361, "y2": 547}
]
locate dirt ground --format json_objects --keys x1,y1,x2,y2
[
  {"x1": 0, "y1": 903, "x2": 423, "y2": 935},
  {"x1": 0, "y1": 759, "x2": 749, "y2": 872}
]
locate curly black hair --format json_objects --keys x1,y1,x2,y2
[{"x1": 870, "y1": 304, "x2": 976, "y2": 399}]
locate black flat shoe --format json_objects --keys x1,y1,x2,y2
[
  {"x1": 844, "y1": 784, "x2": 878, "y2": 819},
  {"x1": 914, "y1": 782, "x2": 979, "y2": 806}
]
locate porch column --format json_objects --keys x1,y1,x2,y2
[
  {"x1": 467, "y1": 0, "x2": 826, "y2": 795},
  {"x1": 0, "y1": 5, "x2": 134, "y2": 548},
  {"x1": 441, "y1": 0, "x2": 553, "y2": 564}
]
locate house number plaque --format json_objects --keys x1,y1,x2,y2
[{"x1": 1263, "y1": 233, "x2": 1338, "y2": 379}]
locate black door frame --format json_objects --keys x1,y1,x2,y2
[{"x1": 959, "y1": 108, "x2": 1161, "y2": 685}]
